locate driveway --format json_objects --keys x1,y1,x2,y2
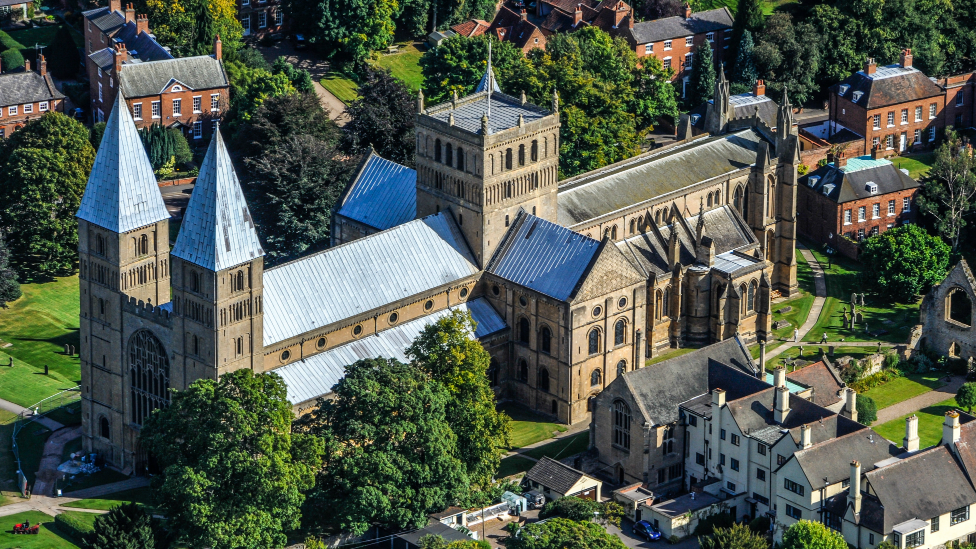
[
  {"x1": 256, "y1": 41, "x2": 349, "y2": 125},
  {"x1": 608, "y1": 519, "x2": 700, "y2": 549}
]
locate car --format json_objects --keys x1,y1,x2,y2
[
  {"x1": 291, "y1": 33, "x2": 308, "y2": 49},
  {"x1": 525, "y1": 490, "x2": 545, "y2": 510},
  {"x1": 633, "y1": 520, "x2": 663, "y2": 541}
]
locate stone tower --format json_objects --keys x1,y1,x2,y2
[
  {"x1": 747, "y1": 141, "x2": 777, "y2": 257},
  {"x1": 776, "y1": 86, "x2": 797, "y2": 158},
  {"x1": 76, "y1": 92, "x2": 172, "y2": 466},
  {"x1": 773, "y1": 134, "x2": 800, "y2": 296},
  {"x1": 170, "y1": 127, "x2": 266, "y2": 379},
  {"x1": 414, "y1": 79, "x2": 561, "y2": 267},
  {"x1": 705, "y1": 66, "x2": 731, "y2": 135}
]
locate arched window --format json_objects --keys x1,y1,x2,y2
[
  {"x1": 949, "y1": 288, "x2": 973, "y2": 326},
  {"x1": 518, "y1": 359, "x2": 529, "y2": 382},
  {"x1": 611, "y1": 225, "x2": 618, "y2": 240},
  {"x1": 662, "y1": 287, "x2": 671, "y2": 317},
  {"x1": 129, "y1": 330, "x2": 170, "y2": 426},
  {"x1": 951, "y1": 342, "x2": 962, "y2": 358},
  {"x1": 531, "y1": 140, "x2": 538, "y2": 161},
  {"x1": 613, "y1": 400, "x2": 631, "y2": 449},
  {"x1": 445, "y1": 143, "x2": 453, "y2": 166},
  {"x1": 748, "y1": 280, "x2": 757, "y2": 312},
  {"x1": 740, "y1": 284, "x2": 748, "y2": 316},
  {"x1": 505, "y1": 148, "x2": 513, "y2": 170},
  {"x1": 489, "y1": 358, "x2": 499, "y2": 387},
  {"x1": 519, "y1": 317, "x2": 530, "y2": 344},
  {"x1": 518, "y1": 144, "x2": 525, "y2": 166},
  {"x1": 539, "y1": 368, "x2": 550, "y2": 393},
  {"x1": 733, "y1": 185, "x2": 743, "y2": 214},
  {"x1": 768, "y1": 177, "x2": 775, "y2": 217},
  {"x1": 591, "y1": 369, "x2": 601, "y2": 386},
  {"x1": 614, "y1": 319, "x2": 626, "y2": 346},
  {"x1": 630, "y1": 219, "x2": 636, "y2": 234},
  {"x1": 99, "y1": 416, "x2": 110, "y2": 439},
  {"x1": 540, "y1": 326, "x2": 552, "y2": 354},
  {"x1": 139, "y1": 234, "x2": 149, "y2": 255},
  {"x1": 235, "y1": 270, "x2": 244, "y2": 292},
  {"x1": 663, "y1": 426, "x2": 674, "y2": 454},
  {"x1": 714, "y1": 191, "x2": 721, "y2": 205},
  {"x1": 457, "y1": 147, "x2": 465, "y2": 171},
  {"x1": 638, "y1": 215, "x2": 645, "y2": 231},
  {"x1": 655, "y1": 210, "x2": 661, "y2": 224},
  {"x1": 588, "y1": 329, "x2": 601, "y2": 355},
  {"x1": 617, "y1": 360, "x2": 626, "y2": 375},
  {"x1": 655, "y1": 290, "x2": 663, "y2": 320},
  {"x1": 707, "y1": 193, "x2": 713, "y2": 207},
  {"x1": 766, "y1": 230, "x2": 775, "y2": 261},
  {"x1": 95, "y1": 234, "x2": 104, "y2": 256},
  {"x1": 435, "y1": 138, "x2": 442, "y2": 162}
]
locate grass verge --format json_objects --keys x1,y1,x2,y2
[
  {"x1": 861, "y1": 373, "x2": 945, "y2": 410},
  {"x1": 63, "y1": 487, "x2": 154, "y2": 511},
  {"x1": 496, "y1": 455, "x2": 536, "y2": 479},
  {"x1": 523, "y1": 432, "x2": 588, "y2": 461},
  {"x1": 874, "y1": 396, "x2": 960, "y2": 448},
  {"x1": 767, "y1": 345, "x2": 886, "y2": 370},
  {"x1": 320, "y1": 74, "x2": 359, "y2": 104},
  {"x1": 0, "y1": 511, "x2": 79, "y2": 548},
  {"x1": 890, "y1": 152, "x2": 935, "y2": 180},
  {"x1": 373, "y1": 42, "x2": 424, "y2": 91},
  {"x1": 501, "y1": 403, "x2": 567, "y2": 449},
  {"x1": 646, "y1": 347, "x2": 697, "y2": 367}
]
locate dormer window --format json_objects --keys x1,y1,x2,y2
[
  {"x1": 807, "y1": 176, "x2": 820, "y2": 188},
  {"x1": 866, "y1": 182, "x2": 878, "y2": 194},
  {"x1": 171, "y1": 84, "x2": 183, "y2": 92},
  {"x1": 838, "y1": 84, "x2": 850, "y2": 96},
  {"x1": 852, "y1": 91, "x2": 863, "y2": 102}
]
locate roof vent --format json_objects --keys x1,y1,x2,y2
[
  {"x1": 852, "y1": 91, "x2": 863, "y2": 102},
  {"x1": 866, "y1": 182, "x2": 878, "y2": 194},
  {"x1": 690, "y1": 114, "x2": 701, "y2": 124},
  {"x1": 807, "y1": 175, "x2": 820, "y2": 188},
  {"x1": 838, "y1": 84, "x2": 850, "y2": 96},
  {"x1": 822, "y1": 184, "x2": 835, "y2": 196}
]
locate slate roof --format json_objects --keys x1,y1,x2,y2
[
  {"x1": 424, "y1": 91, "x2": 550, "y2": 135},
  {"x1": 119, "y1": 55, "x2": 228, "y2": 98},
  {"x1": 83, "y1": 6, "x2": 125, "y2": 33},
  {"x1": 557, "y1": 129, "x2": 763, "y2": 226},
  {"x1": 832, "y1": 64, "x2": 944, "y2": 109},
  {"x1": 725, "y1": 389, "x2": 864, "y2": 448},
  {"x1": 624, "y1": 337, "x2": 762, "y2": 426},
  {"x1": 170, "y1": 128, "x2": 265, "y2": 272},
  {"x1": 524, "y1": 457, "x2": 595, "y2": 495},
  {"x1": 475, "y1": 66, "x2": 502, "y2": 94},
  {"x1": 396, "y1": 523, "x2": 472, "y2": 547},
  {"x1": 954, "y1": 420, "x2": 976, "y2": 485},
  {"x1": 262, "y1": 213, "x2": 480, "y2": 346},
  {"x1": 787, "y1": 360, "x2": 846, "y2": 408},
  {"x1": 689, "y1": 93, "x2": 782, "y2": 131},
  {"x1": 76, "y1": 92, "x2": 170, "y2": 233},
  {"x1": 113, "y1": 22, "x2": 173, "y2": 63},
  {"x1": 799, "y1": 156, "x2": 920, "y2": 204},
  {"x1": 617, "y1": 205, "x2": 757, "y2": 277},
  {"x1": 0, "y1": 70, "x2": 64, "y2": 108},
  {"x1": 627, "y1": 7, "x2": 732, "y2": 44},
  {"x1": 272, "y1": 298, "x2": 506, "y2": 405},
  {"x1": 336, "y1": 151, "x2": 417, "y2": 232},
  {"x1": 792, "y1": 429, "x2": 901, "y2": 489},
  {"x1": 487, "y1": 211, "x2": 601, "y2": 301}
]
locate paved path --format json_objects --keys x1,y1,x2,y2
[
  {"x1": 765, "y1": 246, "x2": 827, "y2": 364},
  {"x1": 0, "y1": 397, "x2": 63, "y2": 431},
  {"x1": 0, "y1": 477, "x2": 151, "y2": 520},
  {"x1": 875, "y1": 375, "x2": 966, "y2": 425},
  {"x1": 257, "y1": 42, "x2": 349, "y2": 125},
  {"x1": 33, "y1": 426, "x2": 82, "y2": 497}
]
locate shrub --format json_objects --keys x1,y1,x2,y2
[
  {"x1": 0, "y1": 30, "x2": 23, "y2": 51},
  {"x1": 748, "y1": 515, "x2": 770, "y2": 533},
  {"x1": 694, "y1": 511, "x2": 735, "y2": 536},
  {"x1": 55, "y1": 512, "x2": 94, "y2": 541},
  {"x1": 1, "y1": 48, "x2": 24, "y2": 72},
  {"x1": 857, "y1": 395, "x2": 878, "y2": 425}
]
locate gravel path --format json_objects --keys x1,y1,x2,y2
[{"x1": 765, "y1": 246, "x2": 827, "y2": 364}]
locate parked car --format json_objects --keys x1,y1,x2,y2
[
  {"x1": 633, "y1": 521, "x2": 662, "y2": 541},
  {"x1": 291, "y1": 33, "x2": 308, "y2": 49},
  {"x1": 525, "y1": 490, "x2": 545, "y2": 510}
]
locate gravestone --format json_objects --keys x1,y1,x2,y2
[
  {"x1": 773, "y1": 320, "x2": 791, "y2": 330},
  {"x1": 776, "y1": 306, "x2": 793, "y2": 315}
]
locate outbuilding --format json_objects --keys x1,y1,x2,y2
[{"x1": 523, "y1": 457, "x2": 602, "y2": 502}]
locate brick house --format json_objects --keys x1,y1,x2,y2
[
  {"x1": 238, "y1": 0, "x2": 286, "y2": 38},
  {"x1": 620, "y1": 5, "x2": 732, "y2": 94},
  {"x1": 488, "y1": 7, "x2": 548, "y2": 53},
  {"x1": 797, "y1": 151, "x2": 920, "y2": 259},
  {"x1": 84, "y1": 1, "x2": 229, "y2": 140},
  {"x1": 940, "y1": 71, "x2": 976, "y2": 131},
  {"x1": 537, "y1": 0, "x2": 632, "y2": 37},
  {"x1": 828, "y1": 51, "x2": 945, "y2": 157},
  {"x1": 0, "y1": 56, "x2": 65, "y2": 138}
]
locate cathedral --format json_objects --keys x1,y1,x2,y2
[{"x1": 78, "y1": 69, "x2": 798, "y2": 471}]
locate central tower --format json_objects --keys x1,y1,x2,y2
[{"x1": 414, "y1": 88, "x2": 561, "y2": 267}]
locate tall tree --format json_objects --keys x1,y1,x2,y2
[
  {"x1": 272, "y1": 56, "x2": 316, "y2": 95},
  {"x1": 0, "y1": 112, "x2": 95, "y2": 276},
  {"x1": 730, "y1": 0, "x2": 763, "y2": 64},
  {"x1": 136, "y1": 0, "x2": 243, "y2": 57},
  {"x1": 699, "y1": 523, "x2": 770, "y2": 549},
  {"x1": 282, "y1": 0, "x2": 397, "y2": 66},
  {"x1": 689, "y1": 41, "x2": 715, "y2": 106},
  {"x1": 635, "y1": 0, "x2": 683, "y2": 21},
  {"x1": 782, "y1": 521, "x2": 847, "y2": 549},
  {"x1": 856, "y1": 395, "x2": 877, "y2": 425},
  {"x1": 406, "y1": 310, "x2": 511, "y2": 488},
  {"x1": 242, "y1": 93, "x2": 339, "y2": 157},
  {"x1": 918, "y1": 129, "x2": 976, "y2": 252},
  {"x1": 225, "y1": 61, "x2": 297, "y2": 124},
  {"x1": 508, "y1": 517, "x2": 629, "y2": 549},
  {"x1": 859, "y1": 224, "x2": 950, "y2": 304},
  {"x1": 731, "y1": 30, "x2": 758, "y2": 94},
  {"x1": 957, "y1": 383, "x2": 976, "y2": 413},
  {"x1": 140, "y1": 370, "x2": 323, "y2": 549},
  {"x1": 343, "y1": 66, "x2": 417, "y2": 166},
  {"x1": 47, "y1": 25, "x2": 81, "y2": 79},
  {"x1": 296, "y1": 358, "x2": 469, "y2": 536},
  {"x1": 753, "y1": 14, "x2": 820, "y2": 104},
  {"x1": 0, "y1": 230, "x2": 20, "y2": 308},
  {"x1": 81, "y1": 503, "x2": 155, "y2": 549},
  {"x1": 420, "y1": 35, "x2": 528, "y2": 105}
]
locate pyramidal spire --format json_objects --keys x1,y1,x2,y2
[
  {"x1": 76, "y1": 92, "x2": 169, "y2": 233},
  {"x1": 171, "y1": 126, "x2": 264, "y2": 271}
]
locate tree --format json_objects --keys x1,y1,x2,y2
[
  {"x1": 0, "y1": 230, "x2": 20, "y2": 308},
  {"x1": 859, "y1": 224, "x2": 950, "y2": 303},
  {"x1": 296, "y1": 358, "x2": 469, "y2": 536},
  {"x1": 135, "y1": 0, "x2": 243, "y2": 57},
  {"x1": 782, "y1": 521, "x2": 847, "y2": 549},
  {"x1": 918, "y1": 129, "x2": 976, "y2": 252},
  {"x1": 282, "y1": 0, "x2": 397, "y2": 66},
  {"x1": 90, "y1": 122, "x2": 107, "y2": 152},
  {"x1": 690, "y1": 41, "x2": 715, "y2": 106},
  {"x1": 508, "y1": 517, "x2": 629, "y2": 549},
  {"x1": 81, "y1": 503, "x2": 155, "y2": 549},
  {"x1": 140, "y1": 370, "x2": 323, "y2": 549},
  {"x1": 420, "y1": 34, "x2": 528, "y2": 105},
  {"x1": 958, "y1": 383, "x2": 976, "y2": 412},
  {"x1": 856, "y1": 394, "x2": 877, "y2": 425},
  {"x1": 635, "y1": 0, "x2": 683, "y2": 21},
  {"x1": 242, "y1": 93, "x2": 339, "y2": 156},
  {"x1": 419, "y1": 536, "x2": 491, "y2": 549},
  {"x1": 539, "y1": 497, "x2": 624, "y2": 527},
  {"x1": 343, "y1": 66, "x2": 417, "y2": 166},
  {"x1": 0, "y1": 112, "x2": 95, "y2": 276},
  {"x1": 1, "y1": 49, "x2": 24, "y2": 73},
  {"x1": 225, "y1": 61, "x2": 297, "y2": 124},
  {"x1": 138, "y1": 125, "x2": 192, "y2": 172},
  {"x1": 731, "y1": 30, "x2": 758, "y2": 95},
  {"x1": 47, "y1": 25, "x2": 81, "y2": 79},
  {"x1": 753, "y1": 14, "x2": 821, "y2": 105},
  {"x1": 272, "y1": 56, "x2": 316, "y2": 95},
  {"x1": 730, "y1": 0, "x2": 763, "y2": 65},
  {"x1": 699, "y1": 523, "x2": 770, "y2": 549}
]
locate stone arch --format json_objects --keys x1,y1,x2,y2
[
  {"x1": 457, "y1": 146, "x2": 465, "y2": 172},
  {"x1": 506, "y1": 148, "x2": 513, "y2": 170},
  {"x1": 539, "y1": 324, "x2": 552, "y2": 354},
  {"x1": 748, "y1": 280, "x2": 757, "y2": 312},
  {"x1": 739, "y1": 284, "x2": 748, "y2": 316},
  {"x1": 531, "y1": 140, "x2": 539, "y2": 162},
  {"x1": 99, "y1": 415, "x2": 110, "y2": 439},
  {"x1": 445, "y1": 142, "x2": 453, "y2": 166},
  {"x1": 655, "y1": 289, "x2": 663, "y2": 320},
  {"x1": 948, "y1": 288, "x2": 973, "y2": 327},
  {"x1": 766, "y1": 229, "x2": 775, "y2": 261},
  {"x1": 128, "y1": 329, "x2": 170, "y2": 426},
  {"x1": 588, "y1": 328, "x2": 601, "y2": 355},
  {"x1": 630, "y1": 219, "x2": 637, "y2": 234},
  {"x1": 663, "y1": 286, "x2": 671, "y2": 317},
  {"x1": 707, "y1": 193, "x2": 713, "y2": 207},
  {"x1": 733, "y1": 185, "x2": 744, "y2": 215},
  {"x1": 591, "y1": 369, "x2": 602, "y2": 386},
  {"x1": 435, "y1": 138, "x2": 442, "y2": 162},
  {"x1": 614, "y1": 318, "x2": 627, "y2": 346},
  {"x1": 611, "y1": 225, "x2": 618, "y2": 240}
]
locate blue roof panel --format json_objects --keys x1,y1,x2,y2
[{"x1": 337, "y1": 152, "x2": 417, "y2": 231}]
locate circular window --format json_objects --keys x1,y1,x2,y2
[
  {"x1": 316, "y1": 337, "x2": 326, "y2": 349},
  {"x1": 519, "y1": 296, "x2": 528, "y2": 307},
  {"x1": 460, "y1": 288, "x2": 468, "y2": 299},
  {"x1": 389, "y1": 312, "x2": 399, "y2": 324},
  {"x1": 618, "y1": 297, "x2": 627, "y2": 309},
  {"x1": 593, "y1": 306, "x2": 602, "y2": 317},
  {"x1": 280, "y1": 350, "x2": 291, "y2": 362},
  {"x1": 425, "y1": 300, "x2": 434, "y2": 311},
  {"x1": 492, "y1": 285, "x2": 500, "y2": 296},
  {"x1": 353, "y1": 325, "x2": 363, "y2": 336}
]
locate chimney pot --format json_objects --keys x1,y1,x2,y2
[
  {"x1": 773, "y1": 365, "x2": 786, "y2": 389},
  {"x1": 136, "y1": 14, "x2": 149, "y2": 35},
  {"x1": 520, "y1": 8, "x2": 527, "y2": 20},
  {"x1": 944, "y1": 410, "x2": 962, "y2": 446},
  {"x1": 38, "y1": 54, "x2": 46, "y2": 76},
  {"x1": 214, "y1": 34, "x2": 222, "y2": 60},
  {"x1": 685, "y1": 2, "x2": 692, "y2": 18},
  {"x1": 836, "y1": 152, "x2": 847, "y2": 168},
  {"x1": 574, "y1": 4, "x2": 582, "y2": 26},
  {"x1": 754, "y1": 79, "x2": 765, "y2": 97},
  {"x1": 109, "y1": 0, "x2": 121, "y2": 13},
  {"x1": 125, "y1": 3, "x2": 135, "y2": 24},
  {"x1": 850, "y1": 460, "x2": 862, "y2": 514},
  {"x1": 24, "y1": 59, "x2": 29, "y2": 72},
  {"x1": 901, "y1": 48, "x2": 913, "y2": 69},
  {"x1": 904, "y1": 414, "x2": 920, "y2": 452},
  {"x1": 774, "y1": 385, "x2": 791, "y2": 424},
  {"x1": 800, "y1": 424, "x2": 812, "y2": 449},
  {"x1": 865, "y1": 58, "x2": 877, "y2": 75}
]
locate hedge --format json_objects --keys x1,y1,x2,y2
[
  {"x1": 54, "y1": 512, "x2": 94, "y2": 541},
  {"x1": 1, "y1": 48, "x2": 24, "y2": 72},
  {"x1": 0, "y1": 30, "x2": 24, "y2": 52}
]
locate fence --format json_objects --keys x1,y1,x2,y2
[{"x1": 10, "y1": 386, "x2": 81, "y2": 497}]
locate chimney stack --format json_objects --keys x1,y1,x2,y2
[
  {"x1": 214, "y1": 34, "x2": 222, "y2": 61},
  {"x1": 759, "y1": 340, "x2": 767, "y2": 369},
  {"x1": 109, "y1": 0, "x2": 121, "y2": 13},
  {"x1": 773, "y1": 365, "x2": 786, "y2": 389},
  {"x1": 754, "y1": 79, "x2": 765, "y2": 97},
  {"x1": 774, "y1": 385, "x2": 791, "y2": 424},
  {"x1": 844, "y1": 388, "x2": 858, "y2": 421},
  {"x1": 125, "y1": 3, "x2": 135, "y2": 24},
  {"x1": 136, "y1": 14, "x2": 149, "y2": 35},
  {"x1": 113, "y1": 43, "x2": 126, "y2": 74},
  {"x1": 904, "y1": 414, "x2": 920, "y2": 452},
  {"x1": 684, "y1": 2, "x2": 692, "y2": 19},
  {"x1": 573, "y1": 4, "x2": 582, "y2": 26},
  {"x1": 850, "y1": 460, "x2": 862, "y2": 514},
  {"x1": 24, "y1": 59, "x2": 29, "y2": 72},
  {"x1": 520, "y1": 8, "x2": 527, "y2": 20},
  {"x1": 38, "y1": 54, "x2": 46, "y2": 76},
  {"x1": 865, "y1": 58, "x2": 877, "y2": 75},
  {"x1": 901, "y1": 49, "x2": 913, "y2": 69},
  {"x1": 944, "y1": 410, "x2": 962, "y2": 446},
  {"x1": 871, "y1": 146, "x2": 882, "y2": 160},
  {"x1": 712, "y1": 388, "x2": 726, "y2": 409},
  {"x1": 800, "y1": 424, "x2": 812, "y2": 449},
  {"x1": 836, "y1": 152, "x2": 847, "y2": 168}
]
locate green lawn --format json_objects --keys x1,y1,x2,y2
[
  {"x1": 646, "y1": 347, "x2": 697, "y2": 367},
  {"x1": 890, "y1": 152, "x2": 935, "y2": 180},
  {"x1": 59, "y1": 510, "x2": 98, "y2": 532},
  {"x1": 0, "y1": 409, "x2": 53, "y2": 488},
  {"x1": 496, "y1": 455, "x2": 537, "y2": 479},
  {"x1": 874, "y1": 397, "x2": 960, "y2": 448},
  {"x1": 523, "y1": 432, "x2": 588, "y2": 461},
  {"x1": 767, "y1": 345, "x2": 885, "y2": 371},
  {"x1": 501, "y1": 403, "x2": 567, "y2": 449},
  {"x1": 0, "y1": 511, "x2": 79, "y2": 548},
  {"x1": 320, "y1": 74, "x2": 359, "y2": 104},
  {"x1": 861, "y1": 373, "x2": 945, "y2": 410},
  {"x1": 770, "y1": 252, "x2": 816, "y2": 340},
  {"x1": 373, "y1": 42, "x2": 424, "y2": 91},
  {"x1": 63, "y1": 487, "x2": 154, "y2": 511},
  {"x1": 5, "y1": 24, "x2": 84, "y2": 60}
]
